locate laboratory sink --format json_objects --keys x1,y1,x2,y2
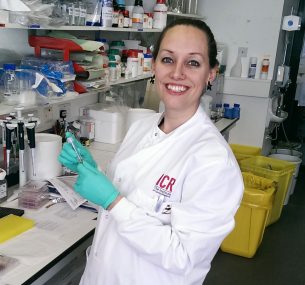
[{"x1": 269, "y1": 109, "x2": 288, "y2": 123}]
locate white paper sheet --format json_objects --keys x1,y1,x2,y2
[{"x1": 48, "y1": 176, "x2": 86, "y2": 210}]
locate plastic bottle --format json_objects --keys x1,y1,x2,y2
[
  {"x1": 143, "y1": 13, "x2": 149, "y2": 28},
  {"x1": 79, "y1": 108, "x2": 95, "y2": 142},
  {"x1": 109, "y1": 40, "x2": 125, "y2": 56},
  {"x1": 123, "y1": 10, "x2": 129, "y2": 27},
  {"x1": 102, "y1": 0, "x2": 113, "y2": 27},
  {"x1": 137, "y1": 50, "x2": 144, "y2": 76},
  {"x1": 223, "y1": 103, "x2": 230, "y2": 118},
  {"x1": 260, "y1": 58, "x2": 270, "y2": 80},
  {"x1": 112, "y1": 0, "x2": 125, "y2": 27},
  {"x1": 73, "y1": 1, "x2": 80, "y2": 26},
  {"x1": 3, "y1": 63, "x2": 19, "y2": 99},
  {"x1": 120, "y1": 50, "x2": 128, "y2": 77},
  {"x1": 127, "y1": 49, "x2": 138, "y2": 78},
  {"x1": 216, "y1": 103, "x2": 222, "y2": 118},
  {"x1": 109, "y1": 62, "x2": 117, "y2": 82},
  {"x1": 78, "y1": 2, "x2": 87, "y2": 26},
  {"x1": 143, "y1": 53, "x2": 152, "y2": 73},
  {"x1": 233, "y1": 103, "x2": 240, "y2": 119},
  {"x1": 112, "y1": 3, "x2": 119, "y2": 27},
  {"x1": 224, "y1": 105, "x2": 234, "y2": 119},
  {"x1": 153, "y1": 0, "x2": 167, "y2": 30},
  {"x1": 108, "y1": 49, "x2": 121, "y2": 65},
  {"x1": 132, "y1": 0, "x2": 144, "y2": 30},
  {"x1": 248, "y1": 57, "x2": 257, "y2": 79},
  {"x1": 118, "y1": 10, "x2": 124, "y2": 27}
]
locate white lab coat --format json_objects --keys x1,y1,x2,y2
[{"x1": 80, "y1": 106, "x2": 243, "y2": 285}]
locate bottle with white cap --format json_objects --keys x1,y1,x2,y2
[
  {"x1": 248, "y1": 57, "x2": 257, "y2": 79},
  {"x1": 153, "y1": 0, "x2": 167, "y2": 30},
  {"x1": 260, "y1": 58, "x2": 270, "y2": 80}
]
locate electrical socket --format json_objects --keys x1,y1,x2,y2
[{"x1": 238, "y1": 47, "x2": 248, "y2": 57}]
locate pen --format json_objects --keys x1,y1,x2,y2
[{"x1": 67, "y1": 137, "x2": 83, "y2": 163}]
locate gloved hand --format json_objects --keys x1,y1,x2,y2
[
  {"x1": 74, "y1": 161, "x2": 120, "y2": 209},
  {"x1": 58, "y1": 132, "x2": 97, "y2": 173}
]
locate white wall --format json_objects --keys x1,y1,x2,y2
[
  {"x1": 197, "y1": 1, "x2": 292, "y2": 148},
  {"x1": 198, "y1": 0, "x2": 285, "y2": 79}
]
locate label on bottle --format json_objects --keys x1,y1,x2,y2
[
  {"x1": 248, "y1": 64, "x2": 257, "y2": 79},
  {"x1": 153, "y1": 11, "x2": 167, "y2": 29},
  {"x1": 102, "y1": 6, "x2": 113, "y2": 27},
  {"x1": 132, "y1": 13, "x2": 143, "y2": 24},
  {"x1": 123, "y1": 17, "x2": 129, "y2": 28},
  {"x1": 143, "y1": 14, "x2": 149, "y2": 28},
  {"x1": 118, "y1": 14, "x2": 124, "y2": 28}
]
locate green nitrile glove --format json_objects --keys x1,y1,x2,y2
[
  {"x1": 74, "y1": 161, "x2": 120, "y2": 209},
  {"x1": 58, "y1": 132, "x2": 97, "y2": 172}
]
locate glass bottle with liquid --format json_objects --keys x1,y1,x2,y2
[{"x1": 132, "y1": 0, "x2": 144, "y2": 29}]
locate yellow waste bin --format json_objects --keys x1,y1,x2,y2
[
  {"x1": 230, "y1": 144, "x2": 262, "y2": 166},
  {"x1": 240, "y1": 156, "x2": 295, "y2": 225},
  {"x1": 221, "y1": 172, "x2": 276, "y2": 258}
]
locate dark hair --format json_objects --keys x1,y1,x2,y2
[{"x1": 152, "y1": 18, "x2": 218, "y2": 69}]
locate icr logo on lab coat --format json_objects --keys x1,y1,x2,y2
[{"x1": 153, "y1": 174, "x2": 176, "y2": 197}]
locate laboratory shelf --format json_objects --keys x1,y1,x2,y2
[
  {"x1": 223, "y1": 76, "x2": 272, "y2": 98},
  {"x1": 0, "y1": 90, "x2": 96, "y2": 116},
  {"x1": 0, "y1": 73, "x2": 152, "y2": 116},
  {"x1": 0, "y1": 23, "x2": 162, "y2": 32},
  {"x1": 109, "y1": 73, "x2": 152, "y2": 86}
]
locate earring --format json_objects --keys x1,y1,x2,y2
[
  {"x1": 150, "y1": 74, "x2": 155, "y2": 84},
  {"x1": 206, "y1": 81, "x2": 212, "y2": 91}
]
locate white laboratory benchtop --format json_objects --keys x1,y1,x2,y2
[
  {"x1": 0, "y1": 199, "x2": 97, "y2": 285},
  {"x1": 0, "y1": 117, "x2": 238, "y2": 284}
]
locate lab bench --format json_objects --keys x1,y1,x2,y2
[
  {"x1": 0, "y1": 197, "x2": 97, "y2": 285},
  {"x1": 0, "y1": 117, "x2": 238, "y2": 285}
]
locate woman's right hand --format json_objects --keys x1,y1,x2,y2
[{"x1": 58, "y1": 132, "x2": 97, "y2": 173}]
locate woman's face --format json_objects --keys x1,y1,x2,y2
[{"x1": 153, "y1": 25, "x2": 216, "y2": 114}]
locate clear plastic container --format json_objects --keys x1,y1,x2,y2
[
  {"x1": 2, "y1": 63, "x2": 20, "y2": 105},
  {"x1": 18, "y1": 181, "x2": 49, "y2": 209}
]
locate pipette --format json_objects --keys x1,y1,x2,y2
[
  {"x1": 17, "y1": 121, "x2": 25, "y2": 173},
  {"x1": 67, "y1": 137, "x2": 83, "y2": 163},
  {"x1": 5, "y1": 121, "x2": 16, "y2": 175},
  {"x1": 26, "y1": 114, "x2": 37, "y2": 176}
]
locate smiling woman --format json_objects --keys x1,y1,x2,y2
[
  {"x1": 152, "y1": 19, "x2": 218, "y2": 133},
  {"x1": 58, "y1": 18, "x2": 244, "y2": 285}
]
